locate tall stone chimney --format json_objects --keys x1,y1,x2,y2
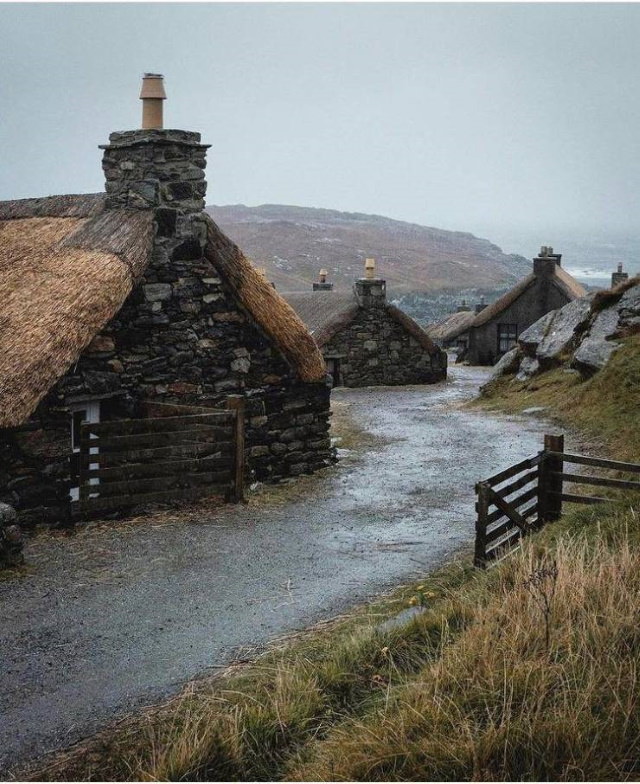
[
  {"x1": 100, "y1": 74, "x2": 210, "y2": 282},
  {"x1": 313, "y1": 269, "x2": 333, "y2": 291},
  {"x1": 611, "y1": 262, "x2": 629, "y2": 288},
  {"x1": 533, "y1": 245, "x2": 561, "y2": 277},
  {"x1": 354, "y1": 257, "x2": 386, "y2": 308}
]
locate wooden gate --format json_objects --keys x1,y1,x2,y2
[
  {"x1": 72, "y1": 398, "x2": 245, "y2": 518},
  {"x1": 475, "y1": 433, "x2": 640, "y2": 568}
]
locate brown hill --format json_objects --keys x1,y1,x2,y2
[{"x1": 206, "y1": 204, "x2": 531, "y2": 295}]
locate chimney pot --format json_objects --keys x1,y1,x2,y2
[{"x1": 140, "y1": 73, "x2": 167, "y2": 130}]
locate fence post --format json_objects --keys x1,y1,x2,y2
[
  {"x1": 539, "y1": 433, "x2": 564, "y2": 524},
  {"x1": 227, "y1": 395, "x2": 246, "y2": 503},
  {"x1": 474, "y1": 481, "x2": 490, "y2": 568}
]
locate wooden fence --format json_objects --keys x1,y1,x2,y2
[
  {"x1": 72, "y1": 396, "x2": 245, "y2": 518},
  {"x1": 475, "y1": 433, "x2": 640, "y2": 568}
]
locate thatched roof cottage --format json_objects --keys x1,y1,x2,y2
[
  {"x1": 465, "y1": 247, "x2": 586, "y2": 365},
  {"x1": 283, "y1": 262, "x2": 447, "y2": 387},
  {"x1": 0, "y1": 75, "x2": 333, "y2": 531}
]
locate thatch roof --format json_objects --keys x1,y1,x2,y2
[
  {"x1": 0, "y1": 196, "x2": 154, "y2": 428},
  {"x1": 203, "y1": 216, "x2": 327, "y2": 384},
  {"x1": 471, "y1": 266, "x2": 587, "y2": 328},
  {"x1": 0, "y1": 195, "x2": 327, "y2": 429},
  {"x1": 283, "y1": 290, "x2": 441, "y2": 354},
  {"x1": 426, "y1": 310, "x2": 475, "y2": 344}
]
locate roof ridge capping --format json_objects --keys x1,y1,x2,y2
[{"x1": 0, "y1": 193, "x2": 106, "y2": 220}]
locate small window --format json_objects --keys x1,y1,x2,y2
[{"x1": 497, "y1": 323, "x2": 518, "y2": 355}]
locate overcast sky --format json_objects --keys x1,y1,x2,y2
[{"x1": 1, "y1": 2, "x2": 639, "y2": 251}]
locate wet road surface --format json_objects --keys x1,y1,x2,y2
[{"x1": 0, "y1": 366, "x2": 561, "y2": 772}]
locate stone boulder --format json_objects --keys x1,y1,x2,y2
[
  {"x1": 536, "y1": 294, "x2": 595, "y2": 364},
  {"x1": 516, "y1": 356, "x2": 540, "y2": 381},
  {"x1": 572, "y1": 337, "x2": 620, "y2": 375},
  {"x1": 488, "y1": 346, "x2": 521, "y2": 380},
  {"x1": 518, "y1": 311, "x2": 556, "y2": 358}
]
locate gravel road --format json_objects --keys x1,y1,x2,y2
[{"x1": 0, "y1": 366, "x2": 559, "y2": 773}]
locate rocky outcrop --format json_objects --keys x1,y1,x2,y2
[{"x1": 486, "y1": 279, "x2": 639, "y2": 388}]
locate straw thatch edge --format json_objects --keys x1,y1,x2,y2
[
  {"x1": 386, "y1": 304, "x2": 441, "y2": 354},
  {"x1": 203, "y1": 215, "x2": 327, "y2": 384},
  {"x1": 313, "y1": 302, "x2": 361, "y2": 347},
  {"x1": 0, "y1": 193, "x2": 106, "y2": 220}
]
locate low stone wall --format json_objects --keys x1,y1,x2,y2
[{"x1": 323, "y1": 307, "x2": 447, "y2": 387}]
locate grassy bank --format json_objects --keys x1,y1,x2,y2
[{"x1": 24, "y1": 342, "x2": 640, "y2": 782}]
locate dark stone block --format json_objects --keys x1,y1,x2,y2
[{"x1": 155, "y1": 208, "x2": 178, "y2": 237}]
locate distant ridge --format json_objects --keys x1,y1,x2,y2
[{"x1": 207, "y1": 203, "x2": 531, "y2": 294}]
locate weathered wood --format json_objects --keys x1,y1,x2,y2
[
  {"x1": 474, "y1": 482, "x2": 490, "y2": 568},
  {"x1": 553, "y1": 491, "x2": 607, "y2": 505},
  {"x1": 143, "y1": 401, "x2": 231, "y2": 418},
  {"x1": 486, "y1": 453, "x2": 543, "y2": 488},
  {"x1": 497, "y1": 469, "x2": 539, "y2": 498},
  {"x1": 485, "y1": 486, "x2": 538, "y2": 525},
  {"x1": 486, "y1": 487, "x2": 529, "y2": 532},
  {"x1": 94, "y1": 427, "x2": 231, "y2": 451},
  {"x1": 547, "y1": 451, "x2": 640, "y2": 474},
  {"x1": 81, "y1": 413, "x2": 232, "y2": 437},
  {"x1": 87, "y1": 471, "x2": 232, "y2": 499},
  {"x1": 84, "y1": 456, "x2": 232, "y2": 482},
  {"x1": 485, "y1": 526, "x2": 522, "y2": 558},
  {"x1": 227, "y1": 395, "x2": 246, "y2": 503},
  {"x1": 556, "y1": 472, "x2": 640, "y2": 492},
  {"x1": 540, "y1": 434, "x2": 564, "y2": 523},
  {"x1": 486, "y1": 503, "x2": 538, "y2": 543},
  {"x1": 79, "y1": 443, "x2": 231, "y2": 468}
]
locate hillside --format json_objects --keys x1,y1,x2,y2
[{"x1": 207, "y1": 204, "x2": 531, "y2": 295}]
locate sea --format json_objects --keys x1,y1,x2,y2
[{"x1": 489, "y1": 230, "x2": 640, "y2": 291}]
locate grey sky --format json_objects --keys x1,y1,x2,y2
[{"x1": 1, "y1": 2, "x2": 639, "y2": 249}]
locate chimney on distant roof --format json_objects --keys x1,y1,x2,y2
[
  {"x1": 354, "y1": 257, "x2": 386, "y2": 308},
  {"x1": 474, "y1": 295, "x2": 487, "y2": 315},
  {"x1": 534, "y1": 245, "x2": 561, "y2": 277},
  {"x1": 313, "y1": 268, "x2": 333, "y2": 291},
  {"x1": 140, "y1": 73, "x2": 167, "y2": 130},
  {"x1": 611, "y1": 262, "x2": 629, "y2": 288}
]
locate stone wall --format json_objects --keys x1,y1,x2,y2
[
  {"x1": 0, "y1": 129, "x2": 334, "y2": 527},
  {"x1": 323, "y1": 305, "x2": 447, "y2": 387}
]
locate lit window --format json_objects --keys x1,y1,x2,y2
[{"x1": 497, "y1": 324, "x2": 518, "y2": 355}]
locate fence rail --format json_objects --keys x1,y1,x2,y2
[
  {"x1": 474, "y1": 434, "x2": 640, "y2": 568},
  {"x1": 72, "y1": 396, "x2": 245, "y2": 518}
]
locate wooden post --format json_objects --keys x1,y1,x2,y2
[
  {"x1": 78, "y1": 421, "x2": 91, "y2": 505},
  {"x1": 474, "y1": 481, "x2": 490, "y2": 568},
  {"x1": 540, "y1": 433, "x2": 564, "y2": 524},
  {"x1": 227, "y1": 395, "x2": 246, "y2": 503}
]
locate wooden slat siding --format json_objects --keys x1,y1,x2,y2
[
  {"x1": 85, "y1": 413, "x2": 233, "y2": 437},
  {"x1": 486, "y1": 487, "x2": 529, "y2": 532},
  {"x1": 485, "y1": 486, "x2": 538, "y2": 525},
  {"x1": 227, "y1": 396, "x2": 246, "y2": 503},
  {"x1": 554, "y1": 491, "x2": 608, "y2": 506},
  {"x1": 548, "y1": 452, "x2": 640, "y2": 474},
  {"x1": 557, "y1": 472, "x2": 640, "y2": 492},
  {"x1": 474, "y1": 481, "x2": 490, "y2": 568},
  {"x1": 74, "y1": 487, "x2": 227, "y2": 517},
  {"x1": 496, "y1": 468, "x2": 539, "y2": 499},
  {"x1": 541, "y1": 434, "x2": 564, "y2": 522},
  {"x1": 485, "y1": 526, "x2": 522, "y2": 558},
  {"x1": 87, "y1": 472, "x2": 232, "y2": 499},
  {"x1": 83, "y1": 456, "x2": 233, "y2": 482},
  {"x1": 486, "y1": 453, "x2": 543, "y2": 487},
  {"x1": 487, "y1": 500, "x2": 537, "y2": 534},
  {"x1": 79, "y1": 444, "x2": 231, "y2": 468},
  {"x1": 93, "y1": 428, "x2": 231, "y2": 450},
  {"x1": 78, "y1": 420, "x2": 92, "y2": 501},
  {"x1": 143, "y1": 401, "x2": 228, "y2": 418}
]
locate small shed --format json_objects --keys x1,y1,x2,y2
[
  {"x1": 283, "y1": 262, "x2": 447, "y2": 387},
  {"x1": 465, "y1": 247, "x2": 587, "y2": 365},
  {"x1": 0, "y1": 76, "x2": 333, "y2": 528}
]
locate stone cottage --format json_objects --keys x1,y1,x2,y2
[
  {"x1": 463, "y1": 246, "x2": 587, "y2": 365},
  {"x1": 283, "y1": 261, "x2": 447, "y2": 387},
  {"x1": 426, "y1": 301, "x2": 475, "y2": 357},
  {"x1": 0, "y1": 75, "x2": 334, "y2": 532}
]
